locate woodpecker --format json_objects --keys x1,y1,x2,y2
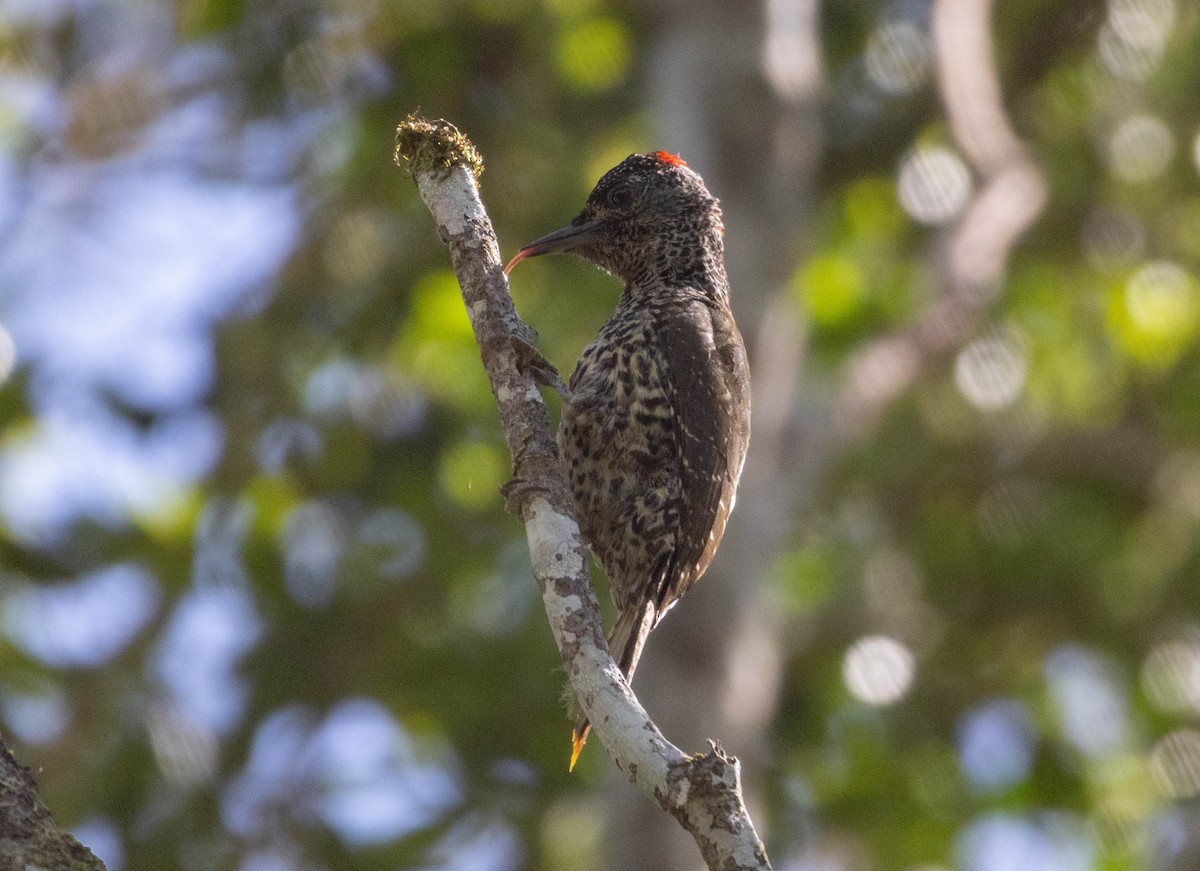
[{"x1": 505, "y1": 152, "x2": 751, "y2": 769}]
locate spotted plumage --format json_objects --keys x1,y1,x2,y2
[{"x1": 506, "y1": 152, "x2": 751, "y2": 768}]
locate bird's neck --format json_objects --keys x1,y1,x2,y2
[{"x1": 617, "y1": 224, "x2": 728, "y2": 305}]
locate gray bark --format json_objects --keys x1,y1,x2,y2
[{"x1": 0, "y1": 734, "x2": 106, "y2": 871}]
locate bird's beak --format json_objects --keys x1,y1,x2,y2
[{"x1": 504, "y1": 219, "x2": 602, "y2": 275}]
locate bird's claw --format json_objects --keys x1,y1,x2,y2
[
  {"x1": 487, "y1": 333, "x2": 572, "y2": 400},
  {"x1": 500, "y1": 475, "x2": 553, "y2": 515}
]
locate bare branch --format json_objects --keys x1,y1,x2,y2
[
  {"x1": 394, "y1": 116, "x2": 772, "y2": 871},
  {"x1": 0, "y1": 734, "x2": 107, "y2": 871},
  {"x1": 834, "y1": 0, "x2": 1047, "y2": 433}
]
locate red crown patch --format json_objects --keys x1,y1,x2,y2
[{"x1": 653, "y1": 150, "x2": 688, "y2": 168}]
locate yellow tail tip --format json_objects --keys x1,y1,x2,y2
[{"x1": 569, "y1": 732, "x2": 586, "y2": 772}]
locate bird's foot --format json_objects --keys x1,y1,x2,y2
[{"x1": 487, "y1": 333, "x2": 572, "y2": 400}]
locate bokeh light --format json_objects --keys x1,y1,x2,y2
[
  {"x1": 440, "y1": 440, "x2": 509, "y2": 510},
  {"x1": 0, "y1": 404, "x2": 222, "y2": 543},
  {"x1": 1107, "y1": 115, "x2": 1175, "y2": 183},
  {"x1": 0, "y1": 686, "x2": 68, "y2": 746},
  {"x1": 1108, "y1": 0, "x2": 1176, "y2": 49},
  {"x1": 311, "y1": 699, "x2": 462, "y2": 847},
  {"x1": 865, "y1": 21, "x2": 931, "y2": 96},
  {"x1": 1149, "y1": 729, "x2": 1200, "y2": 799},
  {"x1": 1045, "y1": 646, "x2": 1129, "y2": 759},
  {"x1": 153, "y1": 584, "x2": 263, "y2": 736},
  {"x1": 1097, "y1": 0, "x2": 1176, "y2": 82},
  {"x1": 1107, "y1": 260, "x2": 1200, "y2": 367},
  {"x1": 1125, "y1": 261, "x2": 1197, "y2": 333},
  {"x1": 897, "y1": 145, "x2": 972, "y2": 225},
  {"x1": 953, "y1": 325, "x2": 1028, "y2": 411},
  {"x1": 222, "y1": 701, "x2": 463, "y2": 848},
  {"x1": 542, "y1": 796, "x2": 605, "y2": 871},
  {"x1": 391, "y1": 269, "x2": 489, "y2": 412},
  {"x1": 1089, "y1": 752, "x2": 1157, "y2": 854},
  {"x1": 555, "y1": 17, "x2": 631, "y2": 93},
  {"x1": 1142, "y1": 636, "x2": 1200, "y2": 714},
  {"x1": 843, "y1": 635, "x2": 915, "y2": 705},
  {"x1": 348, "y1": 367, "x2": 426, "y2": 441},
  {"x1": 957, "y1": 813, "x2": 1094, "y2": 871},
  {"x1": 797, "y1": 252, "x2": 866, "y2": 326},
  {"x1": 957, "y1": 699, "x2": 1036, "y2": 793},
  {"x1": 1097, "y1": 24, "x2": 1163, "y2": 81},
  {"x1": 1, "y1": 564, "x2": 160, "y2": 668}
]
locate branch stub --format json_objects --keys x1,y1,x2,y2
[{"x1": 394, "y1": 115, "x2": 484, "y2": 182}]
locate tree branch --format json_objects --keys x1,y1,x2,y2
[
  {"x1": 394, "y1": 116, "x2": 771, "y2": 871},
  {"x1": 0, "y1": 733, "x2": 106, "y2": 871}
]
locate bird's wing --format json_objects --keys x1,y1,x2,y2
[{"x1": 653, "y1": 296, "x2": 751, "y2": 620}]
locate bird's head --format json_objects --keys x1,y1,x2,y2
[{"x1": 505, "y1": 151, "x2": 723, "y2": 282}]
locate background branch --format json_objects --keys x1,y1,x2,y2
[
  {"x1": 834, "y1": 0, "x2": 1047, "y2": 433},
  {"x1": 393, "y1": 116, "x2": 772, "y2": 871}
]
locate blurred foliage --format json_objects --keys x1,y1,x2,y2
[{"x1": 1, "y1": 1, "x2": 1200, "y2": 871}]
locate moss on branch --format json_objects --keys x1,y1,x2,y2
[{"x1": 394, "y1": 115, "x2": 484, "y2": 182}]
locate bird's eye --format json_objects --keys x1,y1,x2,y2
[{"x1": 608, "y1": 184, "x2": 634, "y2": 209}]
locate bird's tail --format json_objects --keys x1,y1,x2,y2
[{"x1": 570, "y1": 601, "x2": 656, "y2": 771}]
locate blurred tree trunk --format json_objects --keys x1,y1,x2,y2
[{"x1": 606, "y1": 2, "x2": 826, "y2": 868}]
